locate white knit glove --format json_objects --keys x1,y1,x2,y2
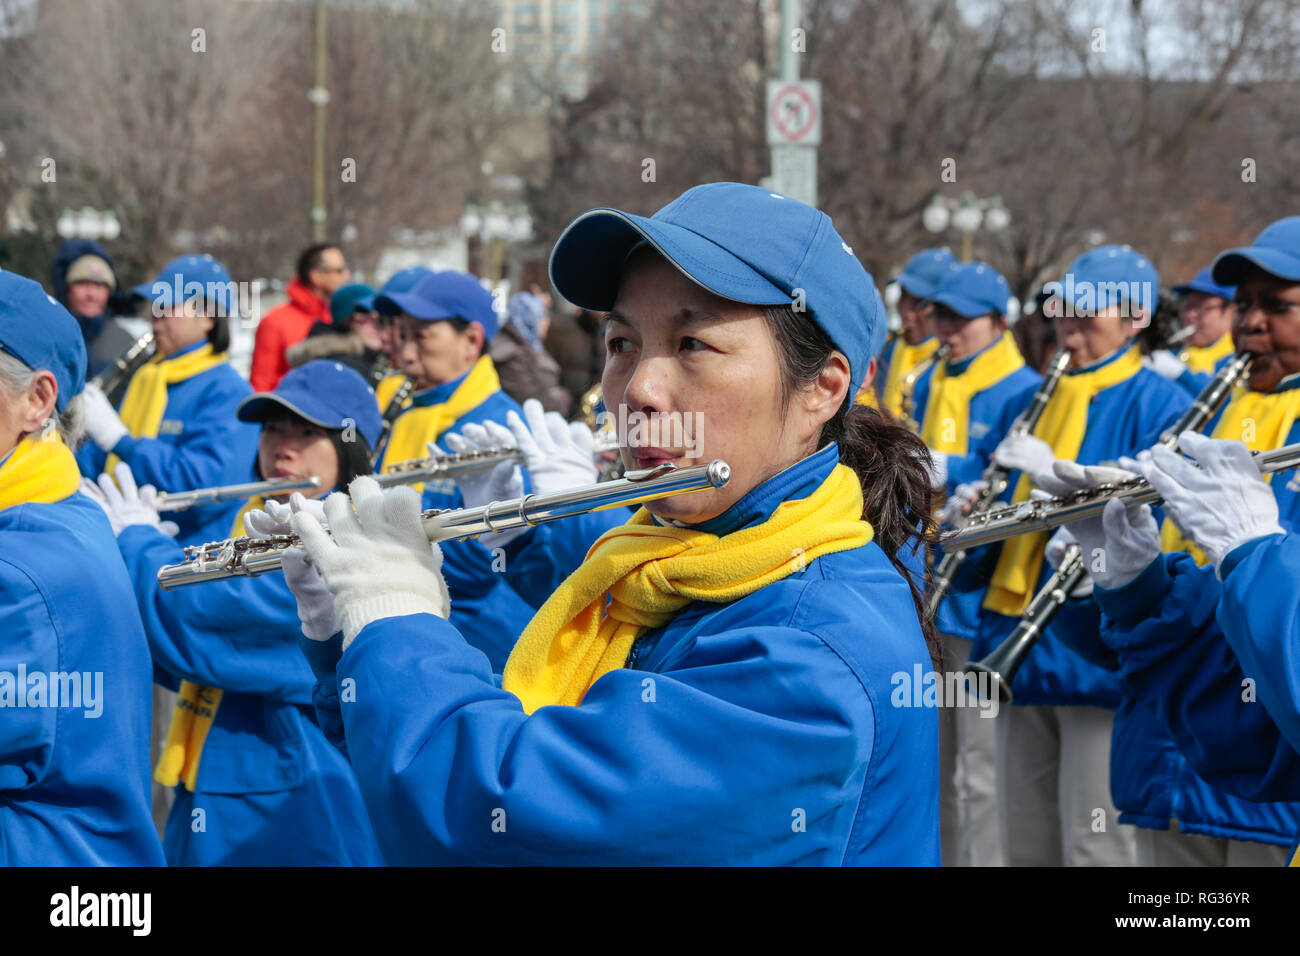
[
  {"x1": 246, "y1": 495, "x2": 339, "y2": 642},
  {"x1": 940, "y1": 479, "x2": 989, "y2": 528},
  {"x1": 1043, "y1": 525, "x2": 1093, "y2": 598},
  {"x1": 83, "y1": 462, "x2": 179, "y2": 537},
  {"x1": 81, "y1": 383, "x2": 129, "y2": 451},
  {"x1": 1035, "y1": 459, "x2": 1160, "y2": 590},
  {"x1": 1143, "y1": 350, "x2": 1188, "y2": 381},
  {"x1": 993, "y1": 433, "x2": 1056, "y2": 487},
  {"x1": 1130, "y1": 431, "x2": 1283, "y2": 578},
  {"x1": 290, "y1": 477, "x2": 450, "y2": 650},
  {"x1": 437, "y1": 423, "x2": 527, "y2": 548},
  {"x1": 505, "y1": 398, "x2": 598, "y2": 492}
]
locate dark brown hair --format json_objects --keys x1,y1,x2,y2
[{"x1": 764, "y1": 305, "x2": 942, "y2": 668}]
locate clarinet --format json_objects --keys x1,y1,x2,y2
[
  {"x1": 925, "y1": 349, "x2": 1071, "y2": 617},
  {"x1": 370, "y1": 376, "x2": 415, "y2": 466},
  {"x1": 900, "y1": 343, "x2": 950, "y2": 433},
  {"x1": 90, "y1": 332, "x2": 154, "y2": 396},
  {"x1": 156, "y1": 459, "x2": 731, "y2": 590}
]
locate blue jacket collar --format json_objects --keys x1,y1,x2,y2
[
  {"x1": 945, "y1": 334, "x2": 1001, "y2": 376},
  {"x1": 1272, "y1": 371, "x2": 1300, "y2": 395},
  {"x1": 163, "y1": 340, "x2": 206, "y2": 362},
  {"x1": 1069, "y1": 342, "x2": 1135, "y2": 376},
  {"x1": 661, "y1": 443, "x2": 840, "y2": 537},
  {"x1": 412, "y1": 367, "x2": 471, "y2": 407}
]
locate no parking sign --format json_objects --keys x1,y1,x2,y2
[{"x1": 766, "y1": 80, "x2": 821, "y2": 146}]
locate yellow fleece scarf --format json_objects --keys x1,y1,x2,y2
[
  {"x1": 881, "y1": 338, "x2": 939, "y2": 419},
  {"x1": 1160, "y1": 385, "x2": 1300, "y2": 565},
  {"x1": 984, "y1": 346, "x2": 1144, "y2": 616},
  {"x1": 154, "y1": 497, "x2": 264, "y2": 791},
  {"x1": 0, "y1": 434, "x2": 82, "y2": 510},
  {"x1": 921, "y1": 333, "x2": 1025, "y2": 455},
  {"x1": 1183, "y1": 334, "x2": 1235, "y2": 376},
  {"x1": 107, "y1": 344, "x2": 227, "y2": 474},
  {"x1": 500, "y1": 463, "x2": 873, "y2": 714},
  {"x1": 375, "y1": 373, "x2": 411, "y2": 414},
  {"x1": 854, "y1": 386, "x2": 879, "y2": 409},
  {"x1": 378, "y1": 356, "x2": 501, "y2": 482}
]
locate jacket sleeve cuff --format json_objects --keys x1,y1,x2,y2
[
  {"x1": 110, "y1": 433, "x2": 138, "y2": 458},
  {"x1": 298, "y1": 630, "x2": 344, "y2": 686},
  {"x1": 1219, "y1": 533, "x2": 1282, "y2": 581},
  {"x1": 1093, "y1": 554, "x2": 1172, "y2": 629}
]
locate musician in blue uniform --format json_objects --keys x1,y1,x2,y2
[
  {"x1": 85, "y1": 360, "x2": 384, "y2": 866},
  {"x1": 974, "y1": 245, "x2": 1190, "y2": 865},
  {"x1": 878, "y1": 247, "x2": 954, "y2": 418},
  {"x1": 911, "y1": 261, "x2": 1041, "y2": 866},
  {"x1": 280, "y1": 182, "x2": 942, "y2": 864},
  {"x1": 0, "y1": 271, "x2": 162, "y2": 866},
  {"x1": 1144, "y1": 264, "x2": 1238, "y2": 397},
  {"x1": 77, "y1": 254, "x2": 259, "y2": 545}
]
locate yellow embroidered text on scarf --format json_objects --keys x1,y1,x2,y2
[
  {"x1": 921, "y1": 333, "x2": 1025, "y2": 455},
  {"x1": 984, "y1": 346, "x2": 1144, "y2": 616},
  {"x1": 107, "y1": 343, "x2": 227, "y2": 474},
  {"x1": 378, "y1": 356, "x2": 501, "y2": 479},
  {"x1": 1160, "y1": 384, "x2": 1300, "y2": 564},
  {"x1": 0, "y1": 434, "x2": 82, "y2": 510},
  {"x1": 501, "y1": 463, "x2": 873, "y2": 714},
  {"x1": 1183, "y1": 334, "x2": 1235, "y2": 377},
  {"x1": 153, "y1": 497, "x2": 262, "y2": 791},
  {"x1": 881, "y1": 338, "x2": 939, "y2": 418}
]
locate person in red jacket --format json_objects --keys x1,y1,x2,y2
[{"x1": 250, "y1": 243, "x2": 351, "y2": 391}]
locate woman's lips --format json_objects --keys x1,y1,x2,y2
[{"x1": 629, "y1": 448, "x2": 680, "y2": 468}]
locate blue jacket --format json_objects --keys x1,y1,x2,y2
[
  {"x1": 115, "y1": 515, "x2": 384, "y2": 866},
  {"x1": 913, "y1": 339, "x2": 1042, "y2": 640},
  {"x1": 970, "y1": 348, "x2": 1190, "y2": 706},
  {"x1": 1171, "y1": 342, "x2": 1237, "y2": 399},
  {"x1": 0, "y1": 492, "x2": 164, "y2": 865},
  {"x1": 303, "y1": 444, "x2": 941, "y2": 865},
  {"x1": 78, "y1": 342, "x2": 260, "y2": 545}
]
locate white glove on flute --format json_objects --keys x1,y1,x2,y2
[
  {"x1": 81, "y1": 462, "x2": 179, "y2": 537},
  {"x1": 81, "y1": 383, "x2": 129, "y2": 452},
  {"x1": 1034, "y1": 459, "x2": 1160, "y2": 590},
  {"x1": 291, "y1": 477, "x2": 450, "y2": 650},
  {"x1": 1129, "y1": 430, "x2": 1283, "y2": 577},
  {"x1": 992, "y1": 432, "x2": 1056, "y2": 487},
  {"x1": 1143, "y1": 350, "x2": 1188, "y2": 382},
  {"x1": 246, "y1": 495, "x2": 339, "y2": 642}
]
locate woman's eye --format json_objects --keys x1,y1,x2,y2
[
  {"x1": 680, "y1": 336, "x2": 709, "y2": 352},
  {"x1": 607, "y1": 336, "x2": 633, "y2": 354}
]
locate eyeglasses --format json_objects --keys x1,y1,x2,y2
[{"x1": 1233, "y1": 294, "x2": 1300, "y2": 317}]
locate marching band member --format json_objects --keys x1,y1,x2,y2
[
  {"x1": 369, "y1": 266, "x2": 435, "y2": 417},
  {"x1": 77, "y1": 254, "x2": 259, "y2": 544},
  {"x1": 85, "y1": 360, "x2": 384, "y2": 866},
  {"x1": 282, "y1": 182, "x2": 942, "y2": 864},
  {"x1": 912, "y1": 262, "x2": 1041, "y2": 866},
  {"x1": 1144, "y1": 264, "x2": 1237, "y2": 397},
  {"x1": 975, "y1": 245, "x2": 1191, "y2": 865},
  {"x1": 878, "y1": 247, "x2": 955, "y2": 417},
  {"x1": 0, "y1": 271, "x2": 162, "y2": 865}
]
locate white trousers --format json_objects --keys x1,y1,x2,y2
[
  {"x1": 1135, "y1": 820, "x2": 1288, "y2": 866},
  {"x1": 941, "y1": 635, "x2": 1005, "y2": 866}
]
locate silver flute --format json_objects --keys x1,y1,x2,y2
[
  {"x1": 156, "y1": 459, "x2": 732, "y2": 589},
  {"x1": 943, "y1": 441, "x2": 1300, "y2": 551},
  {"x1": 154, "y1": 476, "x2": 324, "y2": 511},
  {"x1": 373, "y1": 446, "x2": 524, "y2": 487},
  {"x1": 90, "y1": 332, "x2": 154, "y2": 395}
]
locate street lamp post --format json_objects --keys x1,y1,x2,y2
[
  {"x1": 56, "y1": 206, "x2": 121, "y2": 242},
  {"x1": 922, "y1": 192, "x2": 1010, "y2": 262}
]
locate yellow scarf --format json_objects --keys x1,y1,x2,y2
[
  {"x1": 984, "y1": 346, "x2": 1144, "y2": 616},
  {"x1": 881, "y1": 338, "x2": 939, "y2": 419},
  {"x1": 1182, "y1": 334, "x2": 1235, "y2": 376},
  {"x1": 378, "y1": 356, "x2": 501, "y2": 481},
  {"x1": 0, "y1": 434, "x2": 82, "y2": 511},
  {"x1": 921, "y1": 333, "x2": 1025, "y2": 455},
  {"x1": 1160, "y1": 384, "x2": 1300, "y2": 564},
  {"x1": 154, "y1": 497, "x2": 264, "y2": 791},
  {"x1": 107, "y1": 343, "x2": 227, "y2": 474},
  {"x1": 375, "y1": 372, "x2": 410, "y2": 414},
  {"x1": 854, "y1": 386, "x2": 880, "y2": 409},
  {"x1": 501, "y1": 463, "x2": 873, "y2": 714}
]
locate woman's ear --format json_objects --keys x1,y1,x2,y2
[
  {"x1": 21, "y1": 371, "x2": 59, "y2": 434},
  {"x1": 803, "y1": 351, "x2": 851, "y2": 427}
]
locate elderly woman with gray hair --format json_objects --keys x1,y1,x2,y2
[{"x1": 490, "y1": 289, "x2": 571, "y2": 415}]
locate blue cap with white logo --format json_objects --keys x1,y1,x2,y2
[
  {"x1": 1172, "y1": 265, "x2": 1235, "y2": 301},
  {"x1": 374, "y1": 271, "x2": 499, "y2": 342},
  {"x1": 547, "y1": 181, "x2": 882, "y2": 393},
  {"x1": 1058, "y1": 245, "x2": 1158, "y2": 314},
  {"x1": 1212, "y1": 217, "x2": 1300, "y2": 286},
  {"x1": 0, "y1": 270, "x2": 87, "y2": 413},
  {"x1": 892, "y1": 248, "x2": 957, "y2": 300},
  {"x1": 930, "y1": 261, "x2": 1012, "y2": 319},
  {"x1": 132, "y1": 254, "x2": 236, "y2": 317},
  {"x1": 237, "y1": 359, "x2": 383, "y2": 450}
]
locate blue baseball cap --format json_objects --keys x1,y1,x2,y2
[
  {"x1": 891, "y1": 248, "x2": 957, "y2": 300},
  {"x1": 929, "y1": 262, "x2": 1012, "y2": 319},
  {"x1": 132, "y1": 254, "x2": 236, "y2": 317},
  {"x1": 868, "y1": 286, "x2": 888, "y2": 358},
  {"x1": 547, "y1": 182, "x2": 882, "y2": 393},
  {"x1": 237, "y1": 359, "x2": 383, "y2": 450},
  {"x1": 374, "y1": 271, "x2": 499, "y2": 342},
  {"x1": 0, "y1": 270, "x2": 87, "y2": 413},
  {"x1": 1172, "y1": 266, "x2": 1235, "y2": 301},
  {"x1": 363, "y1": 265, "x2": 436, "y2": 312},
  {"x1": 330, "y1": 283, "x2": 377, "y2": 325},
  {"x1": 1052, "y1": 244, "x2": 1158, "y2": 314},
  {"x1": 1212, "y1": 217, "x2": 1300, "y2": 286}
]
